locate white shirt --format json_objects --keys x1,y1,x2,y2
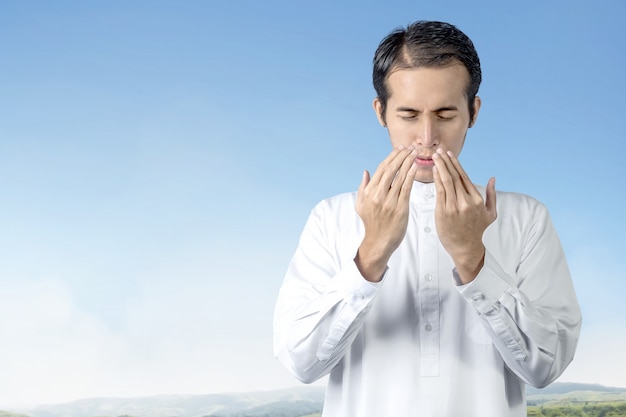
[{"x1": 273, "y1": 181, "x2": 582, "y2": 417}]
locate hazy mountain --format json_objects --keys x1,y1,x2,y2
[
  {"x1": 0, "y1": 412, "x2": 30, "y2": 417},
  {"x1": 526, "y1": 382, "x2": 626, "y2": 407},
  {"x1": 18, "y1": 387, "x2": 325, "y2": 417},
  {"x1": 3, "y1": 382, "x2": 624, "y2": 417},
  {"x1": 526, "y1": 382, "x2": 626, "y2": 396}
]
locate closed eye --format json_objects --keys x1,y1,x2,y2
[
  {"x1": 437, "y1": 112, "x2": 456, "y2": 121},
  {"x1": 398, "y1": 112, "x2": 419, "y2": 120}
]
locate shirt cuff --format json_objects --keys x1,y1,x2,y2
[
  {"x1": 333, "y1": 260, "x2": 382, "y2": 308},
  {"x1": 316, "y1": 261, "x2": 381, "y2": 361},
  {"x1": 457, "y1": 249, "x2": 514, "y2": 315}
]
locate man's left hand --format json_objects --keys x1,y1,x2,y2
[{"x1": 432, "y1": 148, "x2": 497, "y2": 284}]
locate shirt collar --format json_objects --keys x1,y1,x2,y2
[{"x1": 410, "y1": 180, "x2": 437, "y2": 205}]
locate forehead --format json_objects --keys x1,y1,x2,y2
[{"x1": 386, "y1": 65, "x2": 469, "y2": 107}]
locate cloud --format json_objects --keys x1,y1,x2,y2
[
  {"x1": 555, "y1": 234, "x2": 626, "y2": 388},
  {"x1": 0, "y1": 269, "x2": 298, "y2": 408},
  {"x1": 0, "y1": 278, "x2": 128, "y2": 407},
  {"x1": 558, "y1": 322, "x2": 626, "y2": 388}
]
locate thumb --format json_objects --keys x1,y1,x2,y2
[
  {"x1": 359, "y1": 170, "x2": 370, "y2": 192},
  {"x1": 485, "y1": 177, "x2": 497, "y2": 221}
]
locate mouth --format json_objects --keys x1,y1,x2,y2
[{"x1": 415, "y1": 156, "x2": 435, "y2": 167}]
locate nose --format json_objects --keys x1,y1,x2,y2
[{"x1": 415, "y1": 117, "x2": 438, "y2": 148}]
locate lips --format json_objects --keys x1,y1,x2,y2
[{"x1": 415, "y1": 156, "x2": 435, "y2": 166}]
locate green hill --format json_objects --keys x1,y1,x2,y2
[{"x1": 527, "y1": 401, "x2": 626, "y2": 416}]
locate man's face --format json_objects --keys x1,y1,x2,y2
[{"x1": 373, "y1": 64, "x2": 481, "y2": 183}]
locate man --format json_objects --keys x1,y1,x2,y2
[{"x1": 273, "y1": 20, "x2": 581, "y2": 416}]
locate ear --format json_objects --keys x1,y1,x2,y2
[
  {"x1": 372, "y1": 97, "x2": 386, "y2": 127},
  {"x1": 469, "y1": 96, "x2": 481, "y2": 128}
]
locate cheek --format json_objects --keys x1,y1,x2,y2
[
  {"x1": 387, "y1": 126, "x2": 411, "y2": 145},
  {"x1": 443, "y1": 124, "x2": 469, "y2": 149}
]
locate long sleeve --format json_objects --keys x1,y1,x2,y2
[
  {"x1": 273, "y1": 184, "x2": 581, "y2": 416},
  {"x1": 457, "y1": 195, "x2": 582, "y2": 388},
  {"x1": 273, "y1": 194, "x2": 378, "y2": 384}
]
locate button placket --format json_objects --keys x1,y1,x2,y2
[
  {"x1": 425, "y1": 186, "x2": 435, "y2": 201},
  {"x1": 416, "y1": 207, "x2": 440, "y2": 376}
]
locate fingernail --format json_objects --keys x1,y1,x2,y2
[
  {"x1": 446, "y1": 150, "x2": 454, "y2": 157},
  {"x1": 436, "y1": 148, "x2": 444, "y2": 154}
]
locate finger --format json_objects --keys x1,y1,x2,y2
[
  {"x1": 445, "y1": 150, "x2": 473, "y2": 194},
  {"x1": 356, "y1": 170, "x2": 369, "y2": 211},
  {"x1": 369, "y1": 147, "x2": 406, "y2": 187},
  {"x1": 376, "y1": 147, "x2": 416, "y2": 191},
  {"x1": 389, "y1": 149, "x2": 418, "y2": 196},
  {"x1": 359, "y1": 169, "x2": 371, "y2": 193},
  {"x1": 435, "y1": 149, "x2": 465, "y2": 195},
  {"x1": 432, "y1": 151, "x2": 457, "y2": 207},
  {"x1": 485, "y1": 177, "x2": 497, "y2": 222},
  {"x1": 446, "y1": 150, "x2": 482, "y2": 202},
  {"x1": 399, "y1": 162, "x2": 418, "y2": 202},
  {"x1": 432, "y1": 165, "x2": 448, "y2": 206}
]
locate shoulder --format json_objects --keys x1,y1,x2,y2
[
  {"x1": 311, "y1": 191, "x2": 358, "y2": 216},
  {"x1": 478, "y1": 186, "x2": 554, "y2": 241},
  {"x1": 496, "y1": 189, "x2": 549, "y2": 220},
  {"x1": 476, "y1": 185, "x2": 549, "y2": 217},
  {"x1": 304, "y1": 191, "x2": 362, "y2": 237}
]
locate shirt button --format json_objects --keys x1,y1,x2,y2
[
  {"x1": 424, "y1": 226, "x2": 431, "y2": 233},
  {"x1": 425, "y1": 324, "x2": 433, "y2": 332},
  {"x1": 472, "y1": 293, "x2": 484, "y2": 301},
  {"x1": 425, "y1": 274, "x2": 433, "y2": 282}
]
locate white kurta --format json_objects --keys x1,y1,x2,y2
[{"x1": 274, "y1": 181, "x2": 581, "y2": 417}]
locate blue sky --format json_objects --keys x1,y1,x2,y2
[{"x1": 1, "y1": 0, "x2": 625, "y2": 407}]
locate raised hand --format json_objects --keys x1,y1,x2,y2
[
  {"x1": 432, "y1": 148, "x2": 497, "y2": 284},
  {"x1": 354, "y1": 147, "x2": 418, "y2": 282}
]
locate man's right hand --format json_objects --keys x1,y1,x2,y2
[{"x1": 354, "y1": 147, "x2": 418, "y2": 282}]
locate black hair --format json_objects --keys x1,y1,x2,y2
[{"x1": 373, "y1": 20, "x2": 482, "y2": 123}]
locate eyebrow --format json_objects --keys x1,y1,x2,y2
[{"x1": 396, "y1": 106, "x2": 459, "y2": 112}]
